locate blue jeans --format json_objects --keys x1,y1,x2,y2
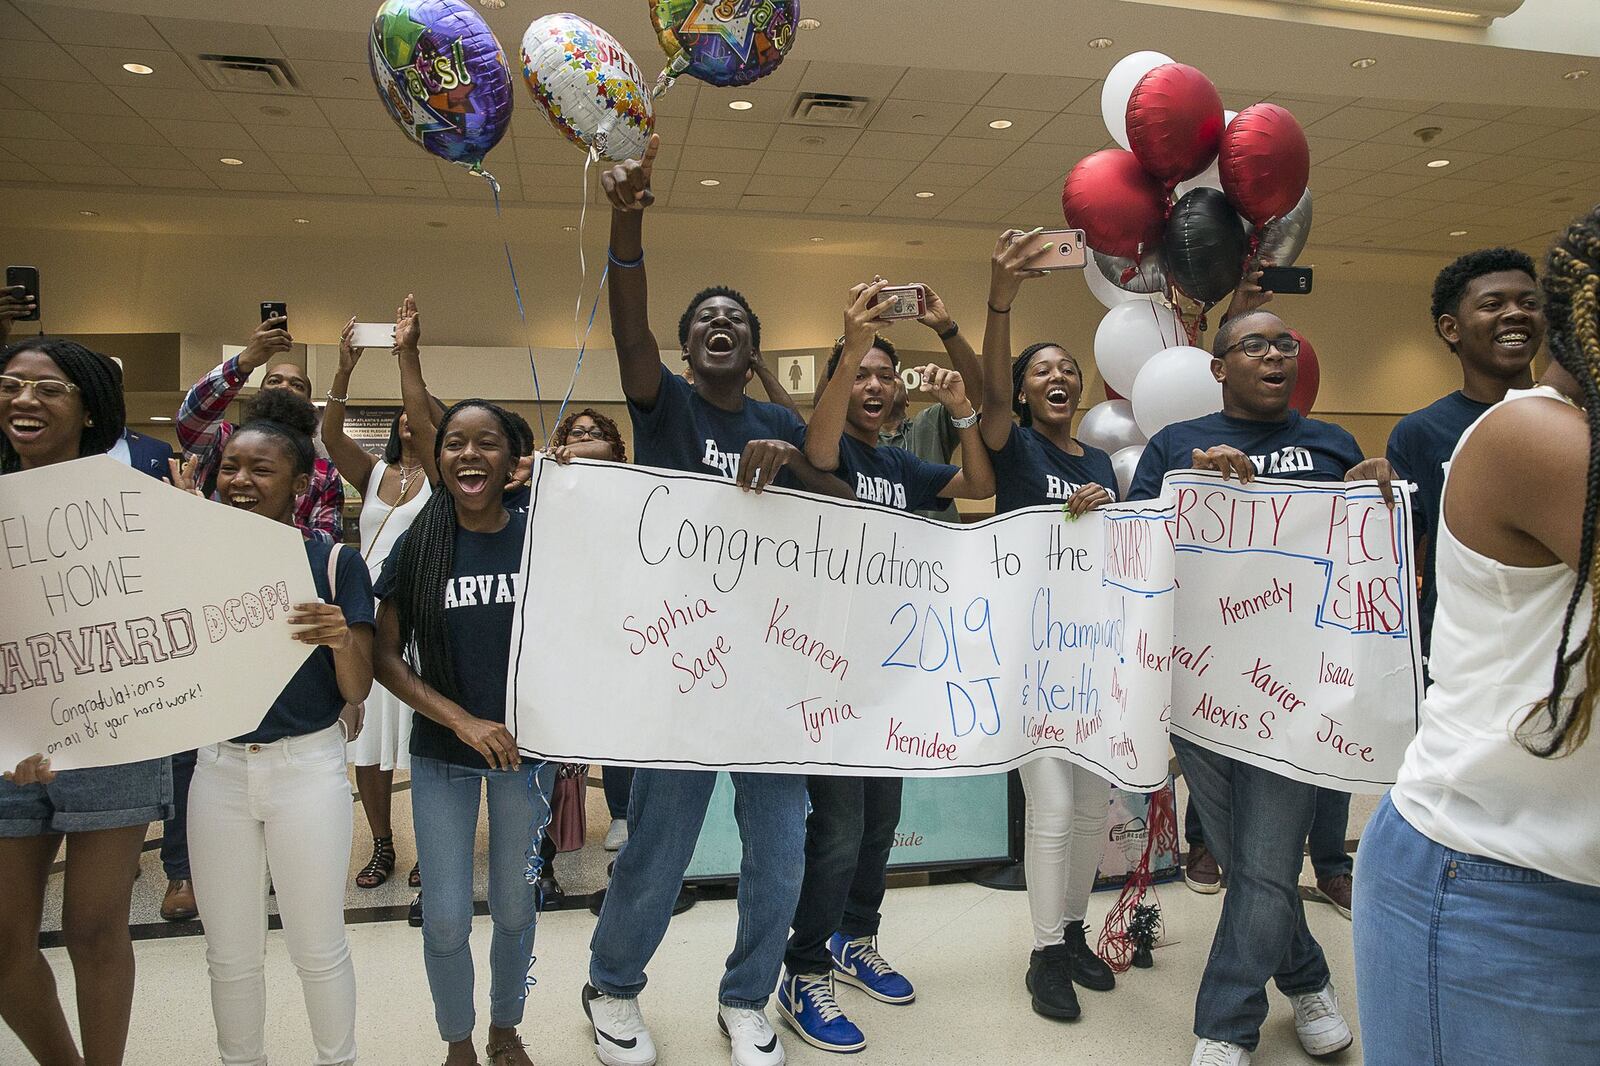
[
  {"x1": 1185, "y1": 788, "x2": 1352, "y2": 879},
  {"x1": 1174, "y1": 737, "x2": 1330, "y2": 1050},
  {"x1": 162, "y1": 748, "x2": 198, "y2": 880},
  {"x1": 1354, "y1": 796, "x2": 1600, "y2": 1065},
  {"x1": 602, "y1": 765, "x2": 634, "y2": 821},
  {"x1": 411, "y1": 756, "x2": 554, "y2": 1043},
  {"x1": 589, "y1": 768, "x2": 807, "y2": 1009},
  {"x1": 785, "y1": 775, "x2": 903, "y2": 975}
]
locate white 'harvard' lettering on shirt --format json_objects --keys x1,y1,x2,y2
[
  {"x1": 444, "y1": 573, "x2": 519, "y2": 609},
  {"x1": 701, "y1": 439, "x2": 740, "y2": 480},
  {"x1": 855, "y1": 473, "x2": 907, "y2": 509},
  {"x1": 1247, "y1": 446, "x2": 1314, "y2": 476}
]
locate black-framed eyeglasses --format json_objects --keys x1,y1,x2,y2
[
  {"x1": 0, "y1": 374, "x2": 79, "y2": 400},
  {"x1": 1222, "y1": 334, "x2": 1300, "y2": 359},
  {"x1": 566, "y1": 425, "x2": 608, "y2": 440}
]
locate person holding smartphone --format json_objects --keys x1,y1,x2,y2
[{"x1": 0, "y1": 284, "x2": 35, "y2": 347}]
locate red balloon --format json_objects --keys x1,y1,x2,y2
[
  {"x1": 1218, "y1": 103, "x2": 1309, "y2": 226},
  {"x1": 1062, "y1": 149, "x2": 1168, "y2": 259},
  {"x1": 1105, "y1": 382, "x2": 1125, "y2": 402},
  {"x1": 1290, "y1": 328, "x2": 1320, "y2": 415},
  {"x1": 1126, "y1": 63, "x2": 1225, "y2": 183}
]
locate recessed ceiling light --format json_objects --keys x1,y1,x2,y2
[
  {"x1": 1449, "y1": 229, "x2": 1468, "y2": 236},
  {"x1": 906, "y1": 239, "x2": 925, "y2": 246},
  {"x1": 988, "y1": 118, "x2": 1014, "y2": 130},
  {"x1": 914, "y1": 191, "x2": 935, "y2": 198},
  {"x1": 1088, "y1": 37, "x2": 1114, "y2": 49},
  {"x1": 808, "y1": 236, "x2": 824, "y2": 242},
  {"x1": 1426, "y1": 159, "x2": 1451, "y2": 168},
  {"x1": 799, "y1": 135, "x2": 825, "y2": 146},
  {"x1": 1564, "y1": 69, "x2": 1591, "y2": 80},
  {"x1": 292, "y1": 217, "x2": 310, "y2": 224},
  {"x1": 562, "y1": 225, "x2": 577, "y2": 232},
  {"x1": 1350, "y1": 57, "x2": 1378, "y2": 69},
  {"x1": 699, "y1": 178, "x2": 721, "y2": 186},
  {"x1": 122, "y1": 62, "x2": 154, "y2": 75},
  {"x1": 260, "y1": 105, "x2": 291, "y2": 117},
  {"x1": 219, "y1": 157, "x2": 244, "y2": 166},
  {"x1": 728, "y1": 100, "x2": 753, "y2": 111},
  {"x1": 149, "y1": 415, "x2": 173, "y2": 423},
  {"x1": 78, "y1": 209, "x2": 99, "y2": 216},
  {"x1": 798, "y1": 17, "x2": 821, "y2": 30},
  {"x1": 426, "y1": 221, "x2": 447, "y2": 228}
]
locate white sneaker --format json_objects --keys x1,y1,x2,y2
[
  {"x1": 718, "y1": 1005, "x2": 785, "y2": 1066},
  {"x1": 583, "y1": 984, "x2": 656, "y2": 1066},
  {"x1": 604, "y1": 818, "x2": 629, "y2": 852},
  {"x1": 1190, "y1": 1039, "x2": 1251, "y2": 1065},
  {"x1": 1291, "y1": 983, "x2": 1354, "y2": 1056}
]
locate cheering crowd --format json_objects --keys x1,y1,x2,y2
[{"x1": 1, "y1": 134, "x2": 1597, "y2": 1066}]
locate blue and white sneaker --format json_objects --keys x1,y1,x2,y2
[
  {"x1": 777, "y1": 971, "x2": 866, "y2": 1054},
  {"x1": 829, "y1": 934, "x2": 916, "y2": 1004}
]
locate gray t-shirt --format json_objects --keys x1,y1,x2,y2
[{"x1": 879, "y1": 403, "x2": 961, "y2": 523}]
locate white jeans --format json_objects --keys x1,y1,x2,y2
[
  {"x1": 1020, "y1": 757, "x2": 1110, "y2": 950},
  {"x1": 189, "y1": 724, "x2": 357, "y2": 1065}
]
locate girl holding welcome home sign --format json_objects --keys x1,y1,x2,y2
[{"x1": 0, "y1": 337, "x2": 172, "y2": 1066}]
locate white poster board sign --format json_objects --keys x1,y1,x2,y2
[
  {"x1": 1161, "y1": 471, "x2": 1421, "y2": 792},
  {"x1": 0, "y1": 456, "x2": 316, "y2": 770},
  {"x1": 510, "y1": 458, "x2": 1177, "y2": 792}
]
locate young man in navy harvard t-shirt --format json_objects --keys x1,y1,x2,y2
[
  {"x1": 582, "y1": 133, "x2": 851, "y2": 1066},
  {"x1": 1386, "y1": 248, "x2": 1544, "y2": 681},
  {"x1": 1128, "y1": 310, "x2": 1394, "y2": 1064},
  {"x1": 774, "y1": 283, "x2": 995, "y2": 1052}
]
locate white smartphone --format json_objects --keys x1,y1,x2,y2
[{"x1": 351, "y1": 321, "x2": 397, "y2": 348}]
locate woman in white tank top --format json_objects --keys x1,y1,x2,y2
[
  {"x1": 322, "y1": 319, "x2": 441, "y2": 891},
  {"x1": 1353, "y1": 213, "x2": 1600, "y2": 1065}
]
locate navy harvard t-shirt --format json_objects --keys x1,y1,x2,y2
[
  {"x1": 629, "y1": 365, "x2": 807, "y2": 487},
  {"x1": 1128, "y1": 410, "x2": 1363, "y2": 501},
  {"x1": 836, "y1": 434, "x2": 956, "y2": 512},
  {"x1": 1387, "y1": 391, "x2": 1492, "y2": 657},
  {"x1": 990, "y1": 423, "x2": 1118, "y2": 515},
  {"x1": 376, "y1": 512, "x2": 527, "y2": 769},
  {"x1": 237, "y1": 541, "x2": 375, "y2": 744}
]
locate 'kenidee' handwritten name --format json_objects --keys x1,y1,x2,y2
[
  {"x1": 636, "y1": 484, "x2": 949, "y2": 594},
  {"x1": 1, "y1": 492, "x2": 148, "y2": 616},
  {"x1": 0, "y1": 581, "x2": 291, "y2": 694}
]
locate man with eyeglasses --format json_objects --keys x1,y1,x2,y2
[{"x1": 1127, "y1": 309, "x2": 1393, "y2": 1066}]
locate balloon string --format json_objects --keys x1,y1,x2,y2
[
  {"x1": 575, "y1": 148, "x2": 595, "y2": 352},
  {"x1": 547, "y1": 148, "x2": 608, "y2": 438},
  {"x1": 489, "y1": 175, "x2": 549, "y2": 446},
  {"x1": 554, "y1": 261, "x2": 609, "y2": 437}
]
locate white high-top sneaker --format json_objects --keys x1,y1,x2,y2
[
  {"x1": 718, "y1": 1004, "x2": 785, "y2": 1066},
  {"x1": 1190, "y1": 1038, "x2": 1251, "y2": 1066},
  {"x1": 582, "y1": 984, "x2": 657, "y2": 1066},
  {"x1": 1291, "y1": 983, "x2": 1354, "y2": 1056}
]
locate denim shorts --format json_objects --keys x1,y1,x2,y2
[{"x1": 0, "y1": 756, "x2": 173, "y2": 836}]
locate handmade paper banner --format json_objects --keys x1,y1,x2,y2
[
  {"x1": 1160, "y1": 470, "x2": 1421, "y2": 791},
  {"x1": 509, "y1": 458, "x2": 1178, "y2": 792},
  {"x1": 0, "y1": 456, "x2": 316, "y2": 770}
]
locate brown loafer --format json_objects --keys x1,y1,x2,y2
[{"x1": 161, "y1": 878, "x2": 198, "y2": 922}]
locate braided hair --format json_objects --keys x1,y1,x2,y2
[
  {"x1": 1011, "y1": 342, "x2": 1079, "y2": 428},
  {"x1": 387, "y1": 399, "x2": 523, "y2": 705},
  {"x1": 1526, "y1": 208, "x2": 1600, "y2": 757},
  {"x1": 553, "y1": 407, "x2": 627, "y2": 462},
  {"x1": 236, "y1": 387, "x2": 316, "y2": 476},
  {"x1": 0, "y1": 339, "x2": 124, "y2": 473}
]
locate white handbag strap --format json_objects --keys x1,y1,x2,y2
[{"x1": 326, "y1": 541, "x2": 341, "y2": 600}]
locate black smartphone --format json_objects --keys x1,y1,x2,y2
[
  {"x1": 1259, "y1": 266, "x2": 1313, "y2": 295},
  {"x1": 6, "y1": 266, "x2": 40, "y2": 321},
  {"x1": 260, "y1": 301, "x2": 287, "y2": 327}
]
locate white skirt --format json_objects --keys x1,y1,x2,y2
[{"x1": 346, "y1": 680, "x2": 412, "y2": 771}]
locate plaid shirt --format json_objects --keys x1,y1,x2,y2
[{"x1": 176, "y1": 354, "x2": 343, "y2": 541}]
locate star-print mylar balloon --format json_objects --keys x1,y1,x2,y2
[
  {"x1": 521, "y1": 13, "x2": 655, "y2": 162},
  {"x1": 651, "y1": 0, "x2": 799, "y2": 89}
]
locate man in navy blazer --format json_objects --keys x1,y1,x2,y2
[{"x1": 107, "y1": 427, "x2": 174, "y2": 480}]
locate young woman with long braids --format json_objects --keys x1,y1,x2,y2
[
  {"x1": 186, "y1": 387, "x2": 375, "y2": 1066},
  {"x1": 1353, "y1": 208, "x2": 1600, "y2": 1062},
  {"x1": 373, "y1": 396, "x2": 554, "y2": 1066},
  {"x1": 0, "y1": 339, "x2": 172, "y2": 1066}
]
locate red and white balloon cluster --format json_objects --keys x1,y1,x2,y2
[{"x1": 1069, "y1": 51, "x2": 1319, "y2": 483}]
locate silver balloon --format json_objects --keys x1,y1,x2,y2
[
  {"x1": 1110, "y1": 445, "x2": 1145, "y2": 500},
  {"x1": 1253, "y1": 189, "x2": 1313, "y2": 267},
  {"x1": 1077, "y1": 399, "x2": 1147, "y2": 455},
  {"x1": 1093, "y1": 249, "x2": 1169, "y2": 296}
]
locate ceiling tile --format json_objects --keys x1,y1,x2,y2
[
  {"x1": 0, "y1": 160, "x2": 46, "y2": 181},
  {"x1": 1310, "y1": 216, "x2": 1384, "y2": 242},
  {"x1": 684, "y1": 119, "x2": 775, "y2": 151},
  {"x1": 678, "y1": 145, "x2": 764, "y2": 174},
  {"x1": 36, "y1": 163, "x2": 131, "y2": 185},
  {"x1": 1369, "y1": 114, "x2": 1487, "y2": 149},
  {"x1": 0, "y1": 136, "x2": 104, "y2": 165},
  {"x1": 1438, "y1": 120, "x2": 1567, "y2": 156},
  {"x1": 1427, "y1": 101, "x2": 1520, "y2": 121},
  {"x1": 6, "y1": 78, "x2": 130, "y2": 115},
  {"x1": 1314, "y1": 192, "x2": 1384, "y2": 217},
  {"x1": 123, "y1": 167, "x2": 217, "y2": 189},
  {"x1": 289, "y1": 174, "x2": 372, "y2": 196},
  {"x1": 1307, "y1": 105, "x2": 1425, "y2": 141},
  {"x1": 936, "y1": 199, "x2": 1011, "y2": 224},
  {"x1": 208, "y1": 169, "x2": 296, "y2": 192},
  {"x1": 1309, "y1": 168, "x2": 1368, "y2": 194},
  {"x1": 868, "y1": 99, "x2": 970, "y2": 137},
  {"x1": 338, "y1": 128, "x2": 418, "y2": 156},
  {"x1": 926, "y1": 136, "x2": 1016, "y2": 167},
  {"x1": 1355, "y1": 196, "x2": 1435, "y2": 221},
  {"x1": 366, "y1": 177, "x2": 446, "y2": 198},
  {"x1": 149, "y1": 117, "x2": 252, "y2": 149},
  {"x1": 1307, "y1": 135, "x2": 1360, "y2": 164},
  {"x1": 104, "y1": 142, "x2": 194, "y2": 169},
  {"x1": 219, "y1": 93, "x2": 330, "y2": 128},
  {"x1": 1352, "y1": 96, "x2": 1433, "y2": 113},
  {"x1": 1498, "y1": 105, "x2": 1595, "y2": 128},
  {"x1": 354, "y1": 153, "x2": 441, "y2": 182},
  {"x1": 1336, "y1": 171, "x2": 1431, "y2": 197},
  {"x1": 1064, "y1": 81, "x2": 1108, "y2": 117},
  {"x1": 444, "y1": 175, "x2": 510, "y2": 201},
  {"x1": 0, "y1": 39, "x2": 94, "y2": 81},
  {"x1": 314, "y1": 96, "x2": 395, "y2": 132},
  {"x1": 827, "y1": 155, "x2": 917, "y2": 183},
  {"x1": 977, "y1": 165, "x2": 1063, "y2": 193},
  {"x1": 650, "y1": 80, "x2": 700, "y2": 120},
  {"x1": 884, "y1": 180, "x2": 967, "y2": 208},
  {"x1": 250, "y1": 124, "x2": 346, "y2": 155},
  {"x1": 754, "y1": 150, "x2": 840, "y2": 178},
  {"x1": 848, "y1": 130, "x2": 940, "y2": 161},
  {"x1": 813, "y1": 177, "x2": 892, "y2": 204},
  {"x1": 738, "y1": 194, "x2": 812, "y2": 213},
  {"x1": 1320, "y1": 141, "x2": 1425, "y2": 171},
  {"x1": 274, "y1": 151, "x2": 360, "y2": 177},
  {"x1": 112, "y1": 84, "x2": 233, "y2": 122},
  {"x1": 1016, "y1": 187, "x2": 1067, "y2": 219},
  {"x1": 889, "y1": 68, "x2": 1000, "y2": 105},
  {"x1": 907, "y1": 160, "x2": 992, "y2": 186},
  {"x1": 743, "y1": 173, "x2": 825, "y2": 197},
  {"x1": 805, "y1": 196, "x2": 876, "y2": 217},
  {"x1": 736, "y1": 57, "x2": 805, "y2": 93},
  {"x1": 1517, "y1": 127, "x2": 1600, "y2": 161},
  {"x1": 18, "y1": 3, "x2": 165, "y2": 48},
  {"x1": 0, "y1": 1, "x2": 46, "y2": 41},
  {"x1": 977, "y1": 74, "x2": 1095, "y2": 114},
  {"x1": 268, "y1": 27, "x2": 370, "y2": 64},
  {"x1": 1004, "y1": 141, "x2": 1079, "y2": 171},
  {"x1": 145, "y1": 17, "x2": 283, "y2": 58},
  {"x1": 940, "y1": 185, "x2": 1031, "y2": 218},
  {"x1": 52, "y1": 111, "x2": 161, "y2": 145},
  {"x1": 0, "y1": 108, "x2": 71, "y2": 139},
  {"x1": 689, "y1": 86, "x2": 790, "y2": 121},
  {"x1": 0, "y1": 82, "x2": 25, "y2": 109},
  {"x1": 1260, "y1": 98, "x2": 1347, "y2": 126},
  {"x1": 668, "y1": 182, "x2": 749, "y2": 210},
  {"x1": 290, "y1": 60, "x2": 374, "y2": 100},
  {"x1": 1033, "y1": 111, "x2": 1113, "y2": 146},
  {"x1": 948, "y1": 107, "x2": 1055, "y2": 142},
  {"x1": 1447, "y1": 155, "x2": 1544, "y2": 184},
  {"x1": 63, "y1": 45, "x2": 199, "y2": 88},
  {"x1": 1517, "y1": 158, "x2": 1598, "y2": 187},
  {"x1": 800, "y1": 61, "x2": 907, "y2": 101},
  {"x1": 1384, "y1": 149, "x2": 1490, "y2": 176},
  {"x1": 767, "y1": 124, "x2": 859, "y2": 155},
  {"x1": 177, "y1": 148, "x2": 279, "y2": 175}
]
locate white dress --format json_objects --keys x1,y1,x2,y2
[{"x1": 347, "y1": 460, "x2": 432, "y2": 770}]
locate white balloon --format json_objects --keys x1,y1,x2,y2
[
  {"x1": 1110, "y1": 444, "x2": 1145, "y2": 500},
  {"x1": 1084, "y1": 252, "x2": 1156, "y2": 310},
  {"x1": 1173, "y1": 112, "x2": 1234, "y2": 199},
  {"x1": 1077, "y1": 399, "x2": 1147, "y2": 455},
  {"x1": 1101, "y1": 50, "x2": 1175, "y2": 150},
  {"x1": 1094, "y1": 300, "x2": 1183, "y2": 398},
  {"x1": 1131, "y1": 345, "x2": 1224, "y2": 439}
]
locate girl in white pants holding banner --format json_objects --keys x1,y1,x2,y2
[
  {"x1": 187, "y1": 389, "x2": 375, "y2": 1065},
  {"x1": 980, "y1": 232, "x2": 1121, "y2": 1021}
]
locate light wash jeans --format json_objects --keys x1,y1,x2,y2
[
  {"x1": 1354, "y1": 795, "x2": 1600, "y2": 1064},
  {"x1": 589, "y1": 768, "x2": 807, "y2": 1009},
  {"x1": 410, "y1": 755, "x2": 554, "y2": 1043},
  {"x1": 1020, "y1": 757, "x2": 1110, "y2": 950},
  {"x1": 188, "y1": 724, "x2": 356, "y2": 1066}
]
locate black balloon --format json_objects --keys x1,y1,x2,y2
[{"x1": 1163, "y1": 187, "x2": 1248, "y2": 304}]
